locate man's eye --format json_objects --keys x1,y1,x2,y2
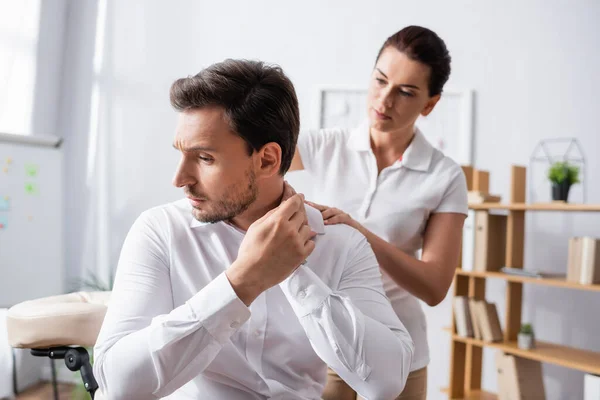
[{"x1": 199, "y1": 156, "x2": 212, "y2": 162}]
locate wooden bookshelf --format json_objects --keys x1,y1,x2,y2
[
  {"x1": 444, "y1": 328, "x2": 600, "y2": 375},
  {"x1": 469, "y1": 202, "x2": 600, "y2": 212},
  {"x1": 455, "y1": 270, "x2": 600, "y2": 292},
  {"x1": 445, "y1": 164, "x2": 600, "y2": 399}
]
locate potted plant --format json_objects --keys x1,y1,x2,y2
[
  {"x1": 547, "y1": 161, "x2": 580, "y2": 202},
  {"x1": 518, "y1": 323, "x2": 535, "y2": 350}
]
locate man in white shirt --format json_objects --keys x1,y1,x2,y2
[{"x1": 93, "y1": 59, "x2": 413, "y2": 400}]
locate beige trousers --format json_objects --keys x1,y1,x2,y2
[{"x1": 321, "y1": 366, "x2": 427, "y2": 400}]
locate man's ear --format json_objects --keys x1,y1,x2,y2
[
  {"x1": 255, "y1": 142, "x2": 282, "y2": 178},
  {"x1": 421, "y1": 94, "x2": 441, "y2": 117}
]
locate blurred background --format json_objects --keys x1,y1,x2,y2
[{"x1": 0, "y1": 0, "x2": 599, "y2": 399}]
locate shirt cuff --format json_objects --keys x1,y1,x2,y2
[
  {"x1": 187, "y1": 272, "x2": 251, "y2": 344},
  {"x1": 280, "y1": 264, "x2": 333, "y2": 317}
]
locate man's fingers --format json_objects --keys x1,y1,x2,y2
[
  {"x1": 299, "y1": 225, "x2": 318, "y2": 250},
  {"x1": 274, "y1": 193, "x2": 305, "y2": 220},
  {"x1": 303, "y1": 236, "x2": 317, "y2": 258},
  {"x1": 289, "y1": 208, "x2": 306, "y2": 231},
  {"x1": 299, "y1": 223, "x2": 316, "y2": 237},
  {"x1": 281, "y1": 181, "x2": 297, "y2": 202}
]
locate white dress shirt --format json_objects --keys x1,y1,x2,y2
[
  {"x1": 296, "y1": 122, "x2": 468, "y2": 372},
  {"x1": 93, "y1": 198, "x2": 414, "y2": 399}
]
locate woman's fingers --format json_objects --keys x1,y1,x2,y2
[
  {"x1": 304, "y1": 200, "x2": 327, "y2": 211},
  {"x1": 303, "y1": 200, "x2": 353, "y2": 227},
  {"x1": 321, "y1": 208, "x2": 341, "y2": 220},
  {"x1": 324, "y1": 214, "x2": 349, "y2": 225}
]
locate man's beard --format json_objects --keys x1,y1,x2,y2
[{"x1": 189, "y1": 169, "x2": 258, "y2": 224}]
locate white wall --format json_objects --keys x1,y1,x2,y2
[{"x1": 56, "y1": 1, "x2": 600, "y2": 398}]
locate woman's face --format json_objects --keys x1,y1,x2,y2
[{"x1": 367, "y1": 46, "x2": 440, "y2": 133}]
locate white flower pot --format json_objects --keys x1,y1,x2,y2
[{"x1": 518, "y1": 333, "x2": 534, "y2": 349}]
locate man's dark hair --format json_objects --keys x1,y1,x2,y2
[{"x1": 170, "y1": 59, "x2": 300, "y2": 175}]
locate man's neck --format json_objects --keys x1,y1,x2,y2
[{"x1": 229, "y1": 178, "x2": 285, "y2": 232}]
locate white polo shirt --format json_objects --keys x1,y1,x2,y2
[
  {"x1": 93, "y1": 199, "x2": 413, "y2": 399},
  {"x1": 296, "y1": 122, "x2": 468, "y2": 372}
]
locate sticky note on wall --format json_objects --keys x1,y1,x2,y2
[
  {"x1": 24, "y1": 182, "x2": 39, "y2": 195},
  {"x1": 25, "y1": 164, "x2": 38, "y2": 177}
]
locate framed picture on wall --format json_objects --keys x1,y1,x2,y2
[{"x1": 311, "y1": 85, "x2": 475, "y2": 165}]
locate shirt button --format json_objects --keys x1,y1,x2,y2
[
  {"x1": 230, "y1": 321, "x2": 240, "y2": 329},
  {"x1": 298, "y1": 290, "x2": 307, "y2": 299},
  {"x1": 254, "y1": 330, "x2": 261, "y2": 337}
]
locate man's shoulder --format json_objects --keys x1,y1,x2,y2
[
  {"x1": 138, "y1": 198, "x2": 188, "y2": 217},
  {"x1": 133, "y1": 198, "x2": 193, "y2": 231},
  {"x1": 307, "y1": 223, "x2": 375, "y2": 287},
  {"x1": 314, "y1": 221, "x2": 368, "y2": 256}
]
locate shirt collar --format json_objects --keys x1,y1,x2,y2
[
  {"x1": 401, "y1": 126, "x2": 434, "y2": 172},
  {"x1": 347, "y1": 121, "x2": 434, "y2": 172},
  {"x1": 190, "y1": 202, "x2": 326, "y2": 235}
]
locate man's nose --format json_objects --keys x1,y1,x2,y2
[{"x1": 172, "y1": 160, "x2": 196, "y2": 188}]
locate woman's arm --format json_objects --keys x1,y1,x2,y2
[
  {"x1": 306, "y1": 201, "x2": 465, "y2": 306},
  {"x1": 357, "y1": 212, "x2": 465, "y2": 307}
]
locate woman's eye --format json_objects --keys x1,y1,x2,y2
[{"x1": 375, "y1": 78, "x2": 386, "y2": 85}]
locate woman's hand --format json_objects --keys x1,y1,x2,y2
[{"x1": 305, "y1": 201, "x2": 361, "y2": 231}]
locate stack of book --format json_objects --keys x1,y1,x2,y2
[
  {"x1": 496, "y1": 351, "x2": 546, "y2": 399},
  {"x1": 453, "y1": 296, "x2": 503, "y2": 342},
  {"x1": 462, "y1": 210, "x2": 507, "y2": 272},
  {"x1": 567, "y1": 237, "x2": 600, "y2": 285}
]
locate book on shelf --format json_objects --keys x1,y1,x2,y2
[
  {"x1": 461, "y1": 208, "x2": 507, "y2": 273},
  {"x1": 473, "y1": 211, "x2": 507, "y2": 272},
  {"x1": 452, "y1": 296, "x2": 473, "y2": 337},
  {"x1": 496, "y1": 351, "x2": 546, "y2": 400},
  {"x1": 453, "y1": 297, "x2": 503, "y2": 341},
  {"x1": 475, "y1": 300, "x2": 503, "y2": 342},
  {"x1": 461, "y1": 210, "x2": 476, "y2": 271},
  {"x1": 468, "y1": 298, "x2": 482, "y2": 340},
  {"x1": 567, "y1": 237, "x2": 600, "y2": 285}
]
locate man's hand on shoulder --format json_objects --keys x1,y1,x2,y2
[{"x1": 226, "y1": 182, "x2": 317, "y2": 306}]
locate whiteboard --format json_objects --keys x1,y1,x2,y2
[
  {"x1": 313, "y1": 86, "x2": 474, "y2": 165},
  {"x1": 0, "y1": 133, "x2": 63, "y2": 307}
]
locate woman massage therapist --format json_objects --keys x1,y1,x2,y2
[{"x1": 290, "y1": 25, "x2": 468, "y2": 400}]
